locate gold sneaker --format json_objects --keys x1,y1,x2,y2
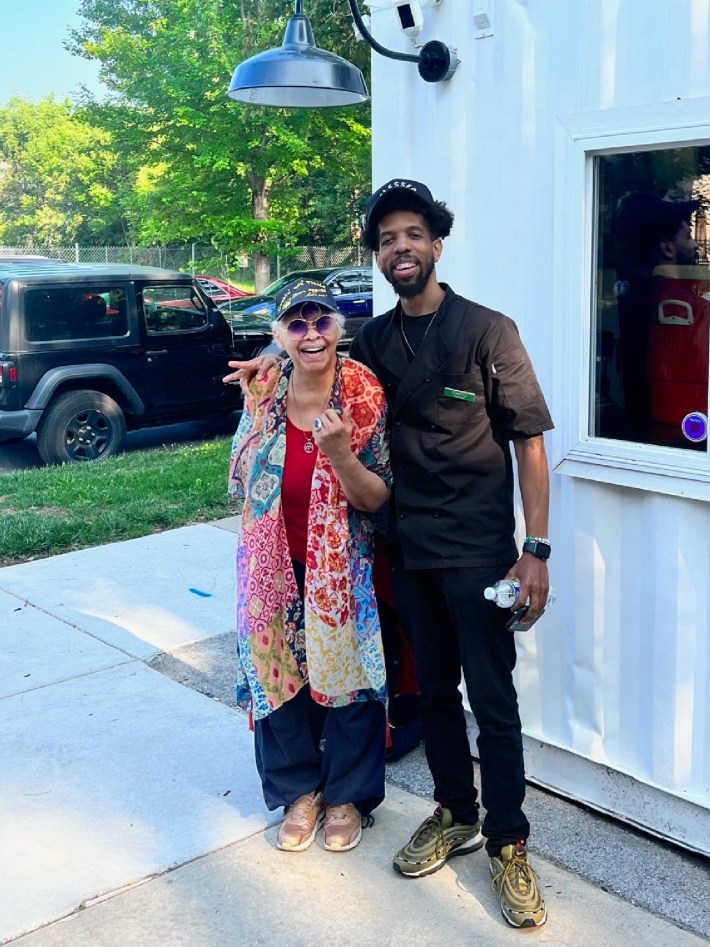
[
  {"x1": 276, "y1": 791, "x2": 323, "y2": 852},
  {"x1": 490, "y1": 841, "x2": 547, "y2": 928},
  {"x1": 393, "y1": 806, "x2": 484, "y2": 877},
  {"x1": 323, "y1": 803, "x2": 363, "y2": 852}
]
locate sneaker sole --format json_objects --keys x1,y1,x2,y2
[
  {"x1": 392, "y1": 830, "x2": 485, "y2": 878},
  {"x1": 323, "y1": 825, "x2": 363, "y2": 852},
  {"x1": 500, "y1": 904, "x2": 547, "y2": 928},
  {"x1": 276, "y1": 812, "x2": 324, "y2": 852}
]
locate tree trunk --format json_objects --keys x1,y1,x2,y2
[
  {"x1": 249, "y1": 172, "x2": 272, "y2": 293},
  {"x1": 253, "y1": 251, "x2": 271, "y2": 293}
]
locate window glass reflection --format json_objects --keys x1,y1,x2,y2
[
  {"x1": 26, "y1": 288, "x2": 128, "y2": 341},
  {"x1": 594, "y1": 148, "x2": 710, "y2": 450}
]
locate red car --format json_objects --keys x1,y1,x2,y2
[{"x1": 196, "y1": 276, "x2": 252, "y2": 304}]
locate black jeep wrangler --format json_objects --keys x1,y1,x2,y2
[{"x1": 0, "y1": 262, "x2": 261, "y2": 464}]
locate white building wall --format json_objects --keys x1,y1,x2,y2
[{"x1": 367, "y1": 0, "x2": 710, "y2": 849}]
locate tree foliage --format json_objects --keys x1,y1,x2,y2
[
  {"x1": 0, "y1": 97, "x2": 127, "y2": 245},
  {"x1": 0, "y1": 3, "x2": 372, "y2": 287},
  {"x1": 70, "y1": 0, "x2": 372, "y2": 284}
]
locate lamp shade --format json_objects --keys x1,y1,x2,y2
[{"x1": 227, "y1": 12, "x2": 369, "y2": 108}]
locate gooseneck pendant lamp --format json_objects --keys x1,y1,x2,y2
[
  {"x1": 226, "y1": 1, "x2": 369, "y2": 107},
  {"x1": 227, "y1": 0, "x2": 459, "y2": 108}
]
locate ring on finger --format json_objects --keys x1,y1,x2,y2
[{"x1": 313, "y1": 417, "x2": 323, "y2": 433}]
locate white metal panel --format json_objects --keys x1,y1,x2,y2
[
  {"x1": 369, "y1": 0, "x2": 710, "y2": 846},
  {"x1": 538, "y1": 481, "x2": 710, "y2": 800}
]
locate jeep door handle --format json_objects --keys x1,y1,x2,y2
[{"x1": 146, "y1": 349, "x2": 168, "y2": 356}]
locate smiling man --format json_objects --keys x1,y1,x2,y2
[{"x1": 350, "y1": 179, "x2": 554, "y2": 929}]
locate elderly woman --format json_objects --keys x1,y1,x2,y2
[{"x1": 228, "y1": 277, "x2": 391, "y2": 854}]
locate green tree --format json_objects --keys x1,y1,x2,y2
[
  {"x1": 0, "y1": 96, "x2": 126, "y2": 245},
  {"x1": 72, "y1": 0, "x2": 372, "y2": 288}
]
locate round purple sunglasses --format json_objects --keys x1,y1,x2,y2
[{"x1": 284, "y1": 301, "x2": 337, "y2": 338}]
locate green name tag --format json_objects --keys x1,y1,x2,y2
[{"x1": 443, "y1": 387, "x2": 475, "y2": 402}]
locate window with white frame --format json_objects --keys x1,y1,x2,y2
[
  {"x1": 593, "y1": 147, "x2": 710, "y2": 452},
  {"x1": 554, "y1": 99, "x2": 710, "y2": 498}
]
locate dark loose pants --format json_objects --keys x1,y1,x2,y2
[
  {"x1": 254, "y1": 686, "x2": 386, "y2": 816},
  {"x1": 254, "y1": 557, "x2": 385, "y2": 817},
  {"x1": 392, "y1": 558, "x2": 530, "y2": 856}
]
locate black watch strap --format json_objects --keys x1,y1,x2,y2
[{"x1": 523, "y1": 538, "x2": 551, "y2": 561}]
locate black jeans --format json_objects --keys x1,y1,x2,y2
[{"x1": 392, "y1": 558, "x2": 530, "y2": 856}]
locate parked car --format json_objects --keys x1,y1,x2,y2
[
  {"x1": 0, "y1": 261, "x2": 265, "y2": 465},
  {"x1": 220, "y1": 266, "x2": 373, "y2": 348},
  {"x1": 196, "y1": 275, "x2": 252, "y2": 305}
]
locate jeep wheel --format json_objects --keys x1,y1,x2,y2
[{"x1": 37, "y1": 390, "x2": 126, "y2": 464}]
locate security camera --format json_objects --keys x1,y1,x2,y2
[
  {"x1": 392, "y1": 0, "x2": 424, "y2": 36},
  {"x1": 392, "y1": 0, "x2": 443, "y2": 38}
]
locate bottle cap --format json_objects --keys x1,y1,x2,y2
[{"x1": 483, "y1": 587, "x2": 496, "y2": 601}]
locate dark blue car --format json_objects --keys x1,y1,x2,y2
[{"x1": 219, "y1": 266, "x2": 373, "y2": 352}]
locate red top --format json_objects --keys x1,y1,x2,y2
[{"x1": 282, "y1": 416, "x2": 318, "y2": 564}]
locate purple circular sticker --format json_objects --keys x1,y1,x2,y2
[{"x1": 681, "y1": 412, "x2": 708, "y2": 443}]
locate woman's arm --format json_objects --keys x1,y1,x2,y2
[
  {"x1": 316, "y1": 405, "x2": 390, "y2": 512},
  {"x1": 227, "y1": 402, "x2": 254, "y2": 503}
]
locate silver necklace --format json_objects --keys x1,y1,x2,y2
[
  {"x1": 400, "y1": 303, "x2": 440, "y2": 358},
  {"x1": 289, "y1": 376, "x2": 332, "y2": 454}
]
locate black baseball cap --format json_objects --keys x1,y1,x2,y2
[
  {"x1": 365, "y1": 178, "x2": 434, "y2": 228},
  {"x1": 617, "y1": 191, "x2": 700, "y2": 241},
  {"x1": 274, "y1": 278, "x2": 338, "y2": 320}
]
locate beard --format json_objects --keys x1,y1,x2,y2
[
  {"x1": 675, "y1": 245, "x2": 699, "y2": 266},
  {"x1": 384, "y1": 255, "x2": 436, "y2": 298}
]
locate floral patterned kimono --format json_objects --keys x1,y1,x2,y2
[{"x1": 228, "y1": 356, "x2": 391, "y2": 723}]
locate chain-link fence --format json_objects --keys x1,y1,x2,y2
[
  {"x1": 0, "y1": 243, "x2": 367, "y2": 290},
  {"x1": 272, "y1": 244, "x2": 366, "y2": 275}
]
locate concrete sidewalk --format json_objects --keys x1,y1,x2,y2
[{"x1": 0, "y1": 522, "x2": 707, "y2": 946}]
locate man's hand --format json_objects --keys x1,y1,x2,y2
[
  {"x1": 223, "y1": 355, "x2": 279, "y2": 397},
  {"x1": 505, "y1": 554, "x2": 549, "y2": 621}
]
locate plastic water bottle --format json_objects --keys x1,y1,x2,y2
[
  {"x1": 484, "y1": 578, "x2": 521, "y2": 607},
  {"x1": 484, "y1": 578, "x2": 556, "y2": 608}
]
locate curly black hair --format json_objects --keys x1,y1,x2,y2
[{"x1": 361, "y1": 192, "x2": 454, "y2": 252}]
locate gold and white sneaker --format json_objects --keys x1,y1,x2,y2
[{"x1": 490, "y1": 840, "x2": 547, "y2": 928}]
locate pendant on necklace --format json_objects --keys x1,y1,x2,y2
[{"x1": 304, "y1": 438, "x2": 315, "y2": 454}]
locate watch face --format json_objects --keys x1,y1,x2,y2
[{"x1": 524, "y1": 540, "x2": 550, "y2": 560}]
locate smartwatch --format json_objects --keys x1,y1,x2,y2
[{"x1": 522, "y1": 537, "x2": 551, "y2": 561}]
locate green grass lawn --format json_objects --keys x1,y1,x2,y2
[{"x1": 0, "y1": 437, "x2": 237, "y2": 567}]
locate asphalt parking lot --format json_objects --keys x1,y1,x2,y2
[{"x1": 0, "y1": 414, "x2": 239, "y2": 473}]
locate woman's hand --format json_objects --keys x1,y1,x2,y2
[
  {"x1": 313, "y1": 405, "x2": 353, "y2": 464},
  {"x1": 223, "y1": 355, "x2": 279, "y2": 397},
  {"x1": 314, "y1": 406, "x2": 390, "y2": 512}
]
